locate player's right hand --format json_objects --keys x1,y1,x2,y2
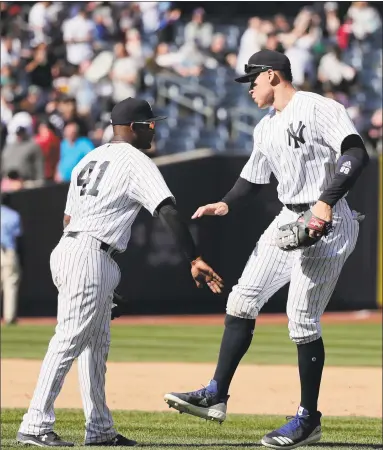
[
  {"x1": 191, "y1": 257, "x2": 224, "y2": 294},
  {"x1": 192, "y1": 202, "x2": 229, "y2": 219}
]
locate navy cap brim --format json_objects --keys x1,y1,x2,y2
[
  {"x1": 150, "y1": 115, "x2": 167, "y2": 121},
  {"x1": 111, "y1": 115, "x2": 167, "y2": 125},
  {"x1": 235, "y1": 68, "x2": 264, "y2": 83}
]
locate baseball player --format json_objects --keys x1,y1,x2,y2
[
  {"x1": 17, "y1": 97, "x2": 223, "y2": 447},
  {"x1": 164, "y1": 50, "x2": 369, "y2": 449}
]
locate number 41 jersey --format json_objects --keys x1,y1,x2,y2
[{"x1": 64, "y1": 142, "x2": 175, "y2": 252}]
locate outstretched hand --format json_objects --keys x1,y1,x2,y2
[
  {"x1": 192, "y1": 202, "x2": 229, "y2": 219},
  {"x1": 191, "y1": 257, "x2": 224, "y2": 294}
]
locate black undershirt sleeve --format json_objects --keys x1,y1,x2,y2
[
  {"x1": 319, "y1": 134, "x2": 370, "y2": 207},
  {"x1": 222, "y1": 176, "x2": 263, "y2": 210},
  {"x1": 156, "y1": 198, "x2": 199, "y2": 264}
]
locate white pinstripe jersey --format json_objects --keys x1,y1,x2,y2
[
  {"x1": 64, "y1": 143, "x2": 174, "y2": 252},
  {"x1": 241, "y1": 91, "x2": 361, "y2": 205}
]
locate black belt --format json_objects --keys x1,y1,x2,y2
[
  {"x1": 66, "y1": 232, "x2": 117, "y2": 258},
  {"x1": 285, "y1": 203, "x2": 310, "y2": 213}
]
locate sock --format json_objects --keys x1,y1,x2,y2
[
  {"x1": 213, "y1": 314, "x2": 255, "y2": 399},
  {"x1": 297, "y1": 337, "x2": 325, "y2": 414}
]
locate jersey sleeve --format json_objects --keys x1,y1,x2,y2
[
  {"x1": 315, "y1": 100, "x2": 361, "y2": 154},
  {"x1": 240, "y1": 142, "x2": 272, "y2": 184},
  {"x1": 128, "y1": 153, "x2": 175, "y2": 216}
]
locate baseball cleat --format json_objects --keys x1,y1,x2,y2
[
  {"x1": 164, "y1": 379, "x2": 228, "y2": 423},
  {"x1": 85, "y1": 434, "x2": 137, "y2": 446},
  {"x1": 261, "y1": 407, "x2": 322, "y2": 449},
  {"x1": 16, "y1": 431, "x2": 74, "y2": 447}
]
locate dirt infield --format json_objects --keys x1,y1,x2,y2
[
  {"x1": 2, "y1": 360, "x2": 381, "y2": 418},
  {"x1": 2, "y1": 311, "x2": 381, "y2": 418},
  {"x1": 12, "y1": 310, "x2": 382, "y2": 326}
]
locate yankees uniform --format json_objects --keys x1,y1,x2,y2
[
  {"x1": 226, "y1": 90, "x2": 360, "y2": 338},
  {"x1": 164, "y1": 50, "x2": 369, "y2": 450},
  {"x1": 18, "y1": 101, "x2": 174, "y2": 446}
]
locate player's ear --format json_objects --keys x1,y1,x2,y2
[{"x1": 269, "y1": 70, "x2": 279, "y2": 86}]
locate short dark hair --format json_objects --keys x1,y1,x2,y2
[{"x1": 279, "y1": 68, "x2": 293, "y2": 83}]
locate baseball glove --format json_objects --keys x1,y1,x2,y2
[{"x1": 276, "y1": 210, "x2": 333, "y2": 251}]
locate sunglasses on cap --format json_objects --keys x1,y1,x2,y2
[{"x1": 244, "y1": 64, "x2": 272, "y2": 74}]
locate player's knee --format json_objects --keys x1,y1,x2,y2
[
  {"x1": 226, "y1": 287, "x2": 260, "y2": 319},
  {"x1": 288, "y1": 320, "x2": 322, "y2": 345}
]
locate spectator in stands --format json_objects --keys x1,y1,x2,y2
[
  {"x1": 67, "y1": 60, "x2": 98, "y2": 120},
  {"x1": 1, "y1": 34, "x2": 21, "y2": 68},
  {"x1": 119, "y1": 5, "x2": 141, "y2": 35},
  {"x1": 324, "y1": 2, "x2": 340, "y2": 42},
  {"x1": 1, "y1": 194, "x2": 23, "y2": 326},
  {"x1": 274, "y1": 14, "x2": 291, "y2": 33},
  {"x1": 282, "y1": 8, "x2": 321, "y2": 88},
  {"x1": 35, "y1": 120, "x2": 60, "y2": 181},
  {"x1": 318, "y1": 44, "x2": 356, "y2": 93},
  {"x1": 125, "y1": 28, "x2": 144, "y2": 69},
  {"x1": 138, "y1": 1, "x2": 162, "y2": 35},
  {"x1": 56, "y1": 122, "x2": 94, "y2": 182},
  {"x1": 28, "y1": 1, "x2": 51, "y2": 45},
  {"x1": 93, "y1": 12, "x2": 109, "y2": 51},
  {"x1": 1, "y1": 170, "x2": 24, "y2": 193},
  {"x1": 2, "y1": 126, "x2": 44, "y2": 182},
  {"x1": 346, "y1": 1, "x2": 382, "y2": 41},
  {"x1": 236, "y1": 17, "x2": 266, "y2": 75},
  {"x1": 0, "y1": 64, "x2": 16, "y2": 89},
  {"x1": 24, "y1": 42, "x2": 57, "y2": 93},
  {"x1": 62, "y1": 6, "x2": 95, "y2": 68},
  {"x1": 19, "y1": 85, "x2": 45, "y2": 115},
  {"x1": 157, "y1": 8, "x2": 182, "y2": 44},
  {"x1": 57, "y1": 97, "x2": 90, "y2": 137},
  {"x1": 110, "y1": 42, "x2": 139, "y2": 104},
  {"x1": 184, "y1": 7, "x2": 213, "y2": 49},
  {"x1": 204, "y1": 33, "x2": 232, "y2": 69},
  {"x1": 263, "y1": 32, "x2": 285, "y2": 53},
  {"x1": 368, "y1": 108, "x2": 383, "y2": 149},
  {"x1": 5, "y1": 111, "x2": 33, "y2": 145}
]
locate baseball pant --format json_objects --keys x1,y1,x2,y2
[
  {"x1": 1, "y1": 247, "x2": 21, "y2": 324},
  {"x1": 19, "y1": 233, "x2": 120, "y2": 444},
  {"x1": 226, "y1": 198, "x2": 359, "y2": 344}
]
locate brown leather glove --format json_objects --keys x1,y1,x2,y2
[{"x1": 191, "y1": 257, "x2": 224, "y2": 294}]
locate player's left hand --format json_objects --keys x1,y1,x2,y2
[
  {"x1": 310, "y1": 201, "x2": 333, "y2": 238},
  {"x1": 191, "y1": 257, "x2": 224, "y2": 294},
  {"x1": 111, "y1": 291, "x2": 124, "y2": 320}
]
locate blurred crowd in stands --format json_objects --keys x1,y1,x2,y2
[{"x1": 0, "y1": 1, "x2": 382, "y2": 193}]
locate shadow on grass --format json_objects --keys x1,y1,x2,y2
[{"x1": 139, "y1": 444, "x2": 382, "y2": 449}]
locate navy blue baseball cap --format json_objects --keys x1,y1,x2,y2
[
  {"x1": 235, "y1": 50, "x2": 291, "y2": 83},
  {"x1": 111, "y1": 98, "x2": 166, "y2": 125}
]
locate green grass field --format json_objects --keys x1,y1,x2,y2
[
  {"x1": 1, "y1": 322, "x2": 382, "y2": 366},
  {"x1": 2, "y1": 322, "x2": 382, "y2": 449},
  {"x1": 1, "y1": 409, "x2": 382, "y2": 450}
]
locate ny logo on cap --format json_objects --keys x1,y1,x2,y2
[{"x1": 287, "y1": 121, "x2": 306, "y2": 149}]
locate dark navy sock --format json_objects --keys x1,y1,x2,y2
[
  {"x1": 297, "y1": 337, "x2": 325, "y2": 413},
  {"x1": 213, "y1": 314, "x2": 255, "y2": 398}
]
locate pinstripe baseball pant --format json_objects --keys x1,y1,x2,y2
[
  {"x1": 226, "y1": 198, "x2": 359, "y2": 344},
  {"x1": 19, "y1": 233, "x2": 121, "y2": 444}
]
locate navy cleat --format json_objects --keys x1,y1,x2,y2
[
  {"x1": 164, "y1": 380, "x2": 229, "y2": 423},
  {"x1": 85, "y1": 434, "x2": 137, "y2": 446},
  {"x1": 261, "y1": 406, "x2": 322, "y2": 449},
  {"x1": 16, "y1": 431, "x2": 74, "y2": 447}
]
